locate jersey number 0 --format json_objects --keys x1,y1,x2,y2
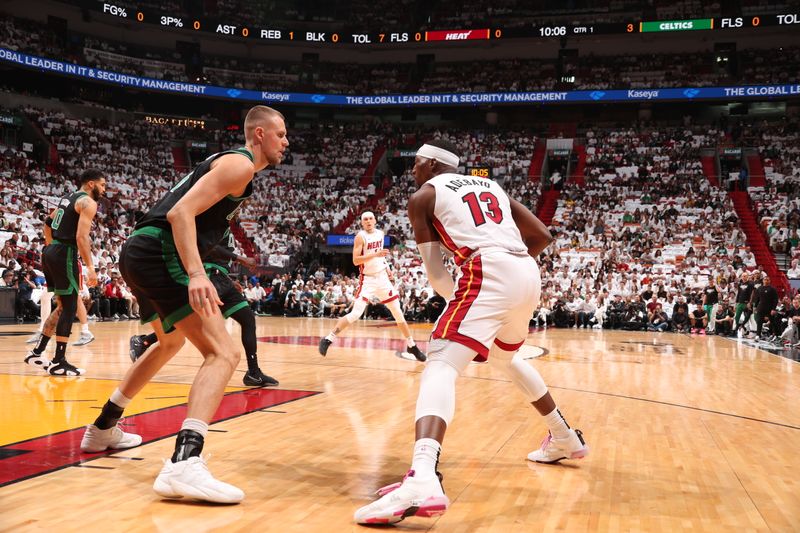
[{"x1": 51, "y1": 208, "x2": 65, "y2": 230}]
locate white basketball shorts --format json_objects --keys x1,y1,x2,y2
[{"x1": 431, "y1": 251, "x2": 540, "y2": 362}]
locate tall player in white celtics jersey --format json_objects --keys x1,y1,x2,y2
[
  {"x1": 354, "y1": 139, "x2": 590, "y2": 525},
  {"x1": 318, "y1": 212, "x2": 427, "y2": 361}
]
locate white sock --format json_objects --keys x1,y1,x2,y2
[
  {"x1": 542, "y1": 408, "x2": 571, "y2": 440},
  {"x1": 410, "y1": 438, "x2": 441, "y2": 479},
  {"x1": 325, "y1": 332, "x2": 336, "y2": 342},
  {"x1": 181, "y1": 418, "x2": 209, "y2": 438},
  {"x1": 81, "y1": 323, "x2": 90, "y2": 334},
  {"x1": 110, "y1": 388, "x2": 132, "y2": 408},
  {"x1": 406, "y1": 337, "x2": 416, "y2": 348}
]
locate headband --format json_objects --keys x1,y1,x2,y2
[{"x1": 416, "y1": 144, "x2": 459, "y2": 168}]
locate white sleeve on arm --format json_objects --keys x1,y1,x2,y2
[{"x1": 418, "y1": 241, "x2": 454, "y2": 299}]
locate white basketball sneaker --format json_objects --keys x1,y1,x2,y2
[
  {"x1": 72, "y1": 331, "x2": 95, "y2": 346},
  {"x1": 80, "y1": 422, "x2": 142, "y2": 453},
  {"x1": 354, "y1": 470, "x2": 449, "y2": 525},
  {"x1": 153, "y1": 456, "x2": 244, "y2": 503},
  {"x1": 25, "y1": 331, "x2": 42, "y2": 344},
  {"x1": 527, "y1": 428, "x2": 589, "y2": 464},
  {"x1": 24, "y1": 350, "x2": 51, "y2": 372}
]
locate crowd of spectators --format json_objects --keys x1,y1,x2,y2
[
  {"x1": 0, "y1": 106, "x2": 547, "y2": 324},
  {"x1": 0, "y1": 106, "x2": 223, "y2": 321},
  {"x1": 528, "y1": 123, "x2": 772, "y2": 334},
  {"x1": 237, "y1": 123, "x2": 385, "y2": 267},
  {"x1": 2, "y1": 99, "x2": 798, "y2": 342},
  {"x1": 744, "y1": 117, "x2": 800, "y2": 270},
  {"x1": 340, "y1": 121, "x2": 791, "y2": 339},
  {"x1": 0, "y1": 104, "x2": 427, "y2": 324}
]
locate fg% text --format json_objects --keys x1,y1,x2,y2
[
  {"x1": 160, "y1": 16, "x2": 184, "y2": 27},
  {"x1": 102, "y1": 4, "x2": 128, "y2": 17}
]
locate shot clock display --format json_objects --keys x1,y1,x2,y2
[{"x1": 466, "y1": 166, "x2": 492, "y2": 179}]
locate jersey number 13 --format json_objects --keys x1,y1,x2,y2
[{"x1": 461, "y1": 192, "x2": 503, "y2": 226}]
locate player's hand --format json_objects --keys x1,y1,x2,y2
[
  {"x1": 87, "y1": 271, "x2": 98, "y2": 288},
  {"x1": 376, "y1": 249, "x2": 390, "y2": 258},
  {"x1": 239, "y1": 256, "x2": 257, "y2": 270},
  {"x1": 234, "y1": 280, "x2": 244, "y2": 293},
  {"x1": 188, "y1": 275, "x2": 223, "y2": 316}
]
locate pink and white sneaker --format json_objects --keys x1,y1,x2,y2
[
  {"x1": 354, "y1": 470, "x2": 449, "y2": 525},
  {"x1": 527, "y1": 428, "x2": 589, "y2": 464}
]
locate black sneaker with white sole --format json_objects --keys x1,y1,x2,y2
[
  {"x1": 24, "y1": 350, "x2": 51, "y2": 372},
  {"x1": 48, "y1": 360, "x2": 85, "y2": 376}
]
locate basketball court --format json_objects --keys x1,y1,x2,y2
[{"x1": 1, "y1": 318, "x2": 798, "y2": 531}]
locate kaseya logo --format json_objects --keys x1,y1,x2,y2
[
  {"x1": 683, "y1": 88, "x2": 700, "y2": 98},
  {"x1": 311, "y1": 94, "x2": 326, "y2": 103},
  {"x1": 590, "y1": 91, "x2": 605, "y2": 100},
  {"x1": 227, "y1": 88, "x2": 242, "y2": 98}
]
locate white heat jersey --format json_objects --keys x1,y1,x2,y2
[
  {"x1": 358, "y1": 229, "x2": 388, "y2": 275},
  {"x1": 427, "y1": 173, "x2": 527, "y2": 262}
]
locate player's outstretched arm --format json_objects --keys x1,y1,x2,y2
[
  {"x1": 75, "y1": 196, "x2": 98, "y2": 287},
  {"x1": 167, "y1": 153, "x2": 254, "y2": 316},
  {"x1": 509, "y1": 198, "x2": 554, "y2": 258},
  {"x1": 409, "y1": 186, "x2": 454, "y2": 298},
  {"x1": 351, "y1": 233, "x2": 366, "y2": 266},
  {"x1": 43, "y1": 207, "x2": 57, "y2": 245}
]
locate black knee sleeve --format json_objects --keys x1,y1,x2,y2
[{"x1": 56, "y1": 293, "x2": 78, "y2": 338}]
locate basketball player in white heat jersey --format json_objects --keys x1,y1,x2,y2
[
  {"x1": 319, "y1": 211, "x2": 427, "y2": 361},
  {"x1": 354, "y1": 139, "x2": 590, "y2": 525}
]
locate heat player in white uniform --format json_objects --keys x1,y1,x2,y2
[
  {"x1": 355, "y1": 140, "x2": 590, "y2": 525},
  {"x1": 319, "y1": 212, "x2": 427, "y2": 362}
]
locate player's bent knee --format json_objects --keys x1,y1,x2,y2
[
  {"x1": 345, "y1": 300, "x2": 367, "y2": 323},
  {"x1": 160, "y1": 333, "x2": 185, "y2": 354},
  {"x1": 217, "y1": 348, "x2": 241, "y2": 369},
  {"x1": 386, "y1": 299, "x2": 405, "y2": 322}
]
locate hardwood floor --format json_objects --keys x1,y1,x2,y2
[{"x1": 1, "y1": 318, "x2": 798, "y2": 532}]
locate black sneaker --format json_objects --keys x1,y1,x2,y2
[
  {"x1": 319, "y1": 337, "x2": 332, "y2": 356},
  {"x1": 407, "y1": 345, "x2": 427, "y2": 362},
  {"x1": 24, "y1": 350, "x2": 51, "y2": 371},
  {"x1": 243, "y1": 369, "x2": 279, "y2": 387},
  {"x1": 48, "y1": 360, "x2": 85, "y2": 376},
  {"x1": 129, "y1": 334, "x2": 148, "y2": 363}
]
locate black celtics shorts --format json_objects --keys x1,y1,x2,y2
[
  {"x1": 120, "y1": 226, "x2": 193, "y2": 333},
  {"x1": 42, "y1": 242, "x2": 81, "y2": 295},
  {"x1": 205, "y1": 265, "x2": 249, "y2": 319}
]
